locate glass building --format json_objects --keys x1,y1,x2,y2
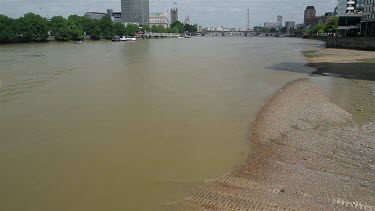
[{"x1": 121, "y1": 0, "x2": 149, "y2": 26}]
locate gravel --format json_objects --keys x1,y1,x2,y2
[{"x1": 175, "y1": 79, "x2": 375, "y2": 210}]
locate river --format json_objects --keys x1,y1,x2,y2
[{"x1": 0, "y1": 37, "x2": 322, "y2": 209}]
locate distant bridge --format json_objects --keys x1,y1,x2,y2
[{"x1": 202, "y1": 31, "x2": 280, "y2": 37}]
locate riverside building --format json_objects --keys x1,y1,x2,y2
[
  {"x1": 121, "y1": 0, "x2": 149, "y2": 26},
  {"x1": 361, "y1": 0, "x2": 375, "y2": 36},
  {"x1": 149, "y1": 12, "x2": 170, "y2": 28},
  {"x1": 85, "y1": 12, "x2": 107, "y2": 20},
  {"x1": 304, "y1": 6, "x2": 316, "y2": 27}
]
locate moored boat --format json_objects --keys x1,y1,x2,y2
[{"x1": 112, "y1": 36, "x2": 121, "y2": 42}]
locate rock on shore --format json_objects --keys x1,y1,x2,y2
[{"x1": 176, "y1": 79, "x2": 375, "y2": 210}]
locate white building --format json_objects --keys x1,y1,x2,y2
[
  {"x1": 264, "y1": 22, "x2": 281, "y2": 29},
  {"x1": 149, "y1": 12, "x2": 170, "y2": 28},
  {"x1": 85, "y1": 12, "x2": 107, "y2": 20}
]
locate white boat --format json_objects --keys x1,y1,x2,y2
[
  {"x1": 73, "y1": 40, "x2": 83, "y2": 44},
  {"x1": 119, "y1": 36, "x2": 136, "y2": 41},
  {"x1": 126, "y1": 37, "x2": 136, "y2": 41},
  {"x1": 184, "y1": 33, "x2": 192, "y2": 38},
  {"x1": 178, "y1": 35, "x2": 185, "y2": 39}
]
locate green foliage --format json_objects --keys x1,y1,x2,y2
[
  {"x1": 69, "y1": 23, "x2": 84, "y2": 41},
  {"x1": 151, "y1": 25, "x2": 166, "y2": 33},
  {"x1": 17, "y1": 13, "x2": 49, "y2": 41},
  {"x1": 171, "y1": 27, "x2": 179, "y2": 34},
  {"x1": 113, "y1": 23, "x2": 126, "y2": 36},
  {"x1": 184, "y1": 24, "x2": 198, "y2": 33},
  {"x1": 0, "y1": 14, "x2": 17, "y2": 42},
  {"x1": 280, "y1": 27, "x2": 287, "y2": 33},
  {"x1": 269, "y1": 28, "x2": 277, "y2": 33},
  {"x1": 142, "y1": 25, "x2": 150, "y2": 32},
  {"x1": 294, "y1": 26, "x2": 306, "y2": 35},
  {"x1": 90, "y1": 25, "x2": 102, "y2": 40},
  {"x1": 254, "y1": 26, "x2": 269, "y2": 33},
  {"x1": 100, "y1": 16, "x2": 113, "y2": 39},
  {"x1": 324, "y1": 16, "x2": 338, "y2": 33},
  {"x1": 171, "y1": 21, "x2": 184, "y2": 33},
  {"x1": 125, "y1": 24, "x2": 140, "y2": 36},
  {"x1": 309, "y1": 24, "x2": 325, "y2": 35},
  {"x1": 50, "y1": 16, "x2": 70, "y2": 41}
]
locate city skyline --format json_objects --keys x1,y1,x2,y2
[{"x1": 0, "y1": 0, "x2": 338, "y2": 27}]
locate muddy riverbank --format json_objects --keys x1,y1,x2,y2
[
  {"x1": 176, "y1": 48, "x2": 375, "y2": 210},
  {"x1": 176, "y1": 79, "x2": 375, "y2": 210}
]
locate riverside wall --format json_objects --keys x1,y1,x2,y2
[{"x1": 309, "y1": 36, "x2": 375, "y2": 51}]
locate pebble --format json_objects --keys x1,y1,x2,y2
[{"x1": 358, "y1": 109, "x2": 364, "y2": 112}]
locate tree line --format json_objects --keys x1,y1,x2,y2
[
  {"x1": 252, "y1": 16, "x2": 338, "y2": 36},
  {"x1": 0, "y1": 13, "x2": 199, "y2": 43}
]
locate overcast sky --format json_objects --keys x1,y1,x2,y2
[{"x1": 0, "y1": 0, "x2": 338, "y2": 27}]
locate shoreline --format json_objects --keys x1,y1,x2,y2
[{"x1": 176, "y1": 49, "x2": 375, "y2": 210}]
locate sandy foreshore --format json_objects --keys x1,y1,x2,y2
[{"x1": 175, "y1": 49, "x2": 375, "y2": 210}]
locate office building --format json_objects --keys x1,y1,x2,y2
[
  {"x1": 304, "y1": 6, "x2": 316, "y2": 27},
  {"x1": 337, "y1": 0, "x2": 364, "y2": 15},
  {"x1": 277, "y1": 15, "x2": 283, "y2": 26},
  {"x1": 361, "y1": 0, "x2": 375, "y2": 36},
  {"x1": 285, "y1": 21, "x2": 295, "y2": 30},
  {"x1": 171, "y1": 8, "x2": 178, "y2": 24},
  {"x1": 121, "y1": 0, "x2": 149, "y2": 26},
  {"x1": 264, "y1": 22, "x2": 281, "y2": 29}
]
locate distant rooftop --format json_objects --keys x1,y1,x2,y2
[
  {"x1": 306, "y1": 6, "x2": 315, "y2": 10},
  {"x1": 86, "y1": 12, "x2": 106, "y2": 15},
  {"x1": 150, "y1": 13, "x2": 164, "y2": 17}
]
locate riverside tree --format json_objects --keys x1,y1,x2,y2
[
  {"x1": 125, "y1": 24, "x2": 140, "y2": 36},
  {"x1": 171, "y1": 21, "x2": 184, "y2": 34},
  {"x1": 100, "y1": 16, "x2": 113, "y2": 39},
  {"x1": 0, "y1": 14, "x2": 17, "y2": 42},
  {"x1": 17, "y1": 13, "x2": 49, "y2": 41},
  {"x1": 50, "y1": 16, "x2": 71, "y2": 41},
  {"x1": 113, "y1": 23, "x2": 126, "y2": 37},
  {"x1": 324, "y1": 16, "x2": 338, "y2": 33}
]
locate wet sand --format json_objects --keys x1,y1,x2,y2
[{"x1": 176, "y1": 49, "x2": 375, "y2": 210}]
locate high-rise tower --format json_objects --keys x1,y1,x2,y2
[
  {"x1": 171, "y1": 8, "x2": 178, "y2": 24},
  {"x1": 304, "y1": 6, "x2": 316, "y2": 27},
  {"x1": 121, "y1": 0, "x2": 149, "y2": 26}
]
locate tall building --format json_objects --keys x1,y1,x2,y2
[
  {"x1": 285, "y1": 21, "x2": 295, "y2": 33},
  {"x1": 361, "y1": 0, "x2": 375, "y2": 36},
  {"x1": 121, "y1": 0, "x2": 149, "y2": 26},
  {"x1": 277, "y1": 15, "x2": 283, "y2": 26},
  {"x1": 356, "y1": 0, "x2": 365, "y2": 12},
  {"x1": 337, "y1": 0, "x2": 363, "y2": 15},
  {"x1": 285, "y1": 21, "x2": 295, "y2": 30},
  {"x1": 171, "y1": 8, "x2": 178, "y2": 24},
  {"x1": 304, "y1": 6, "x2": 316, "y2": 27}
]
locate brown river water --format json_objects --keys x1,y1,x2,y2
[{"x1": 0, "y1": 37, "x2": 345, "y2": 209}]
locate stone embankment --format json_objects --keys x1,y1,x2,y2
[{"x1": 310, "y1": 36, "x2": 375, "y2": 51}]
